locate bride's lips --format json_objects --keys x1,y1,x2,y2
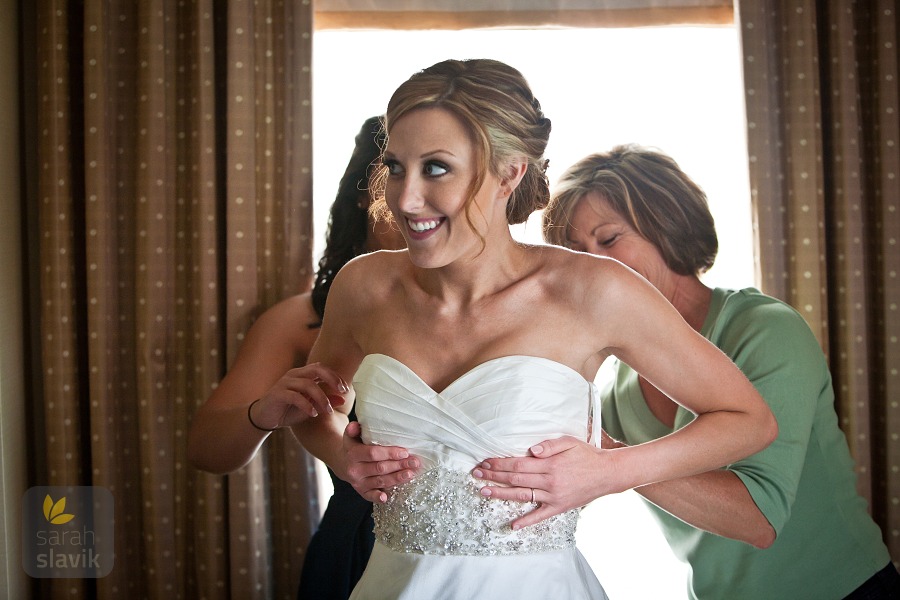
[{"x1": 405, "y1": 217, "x2": 446, "y2": 240}]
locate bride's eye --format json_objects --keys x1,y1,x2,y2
[
  {"x1": 383, "y1": 159, "x2": 403, "y2": 176},
  {"x1": 423, "y1": 161, "x2": 448, "y2": 177}
]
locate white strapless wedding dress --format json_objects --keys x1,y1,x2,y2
[{"x1": 349, "y1": 353, "x2": 609, "y2": 600}]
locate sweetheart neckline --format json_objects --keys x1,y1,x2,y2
[{"x1": 358, "y1": 352, "x2": 593, "y2": 396}]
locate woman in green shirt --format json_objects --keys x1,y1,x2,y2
[{"x1": 475, "y1": 144, "x2": 898, "y2": 599}]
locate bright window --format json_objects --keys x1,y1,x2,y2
[{"x1": 313, "y1": 25, "x2": 753, "y2": 599}]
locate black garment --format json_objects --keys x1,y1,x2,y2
[
  {"x1": 297, "y1": 409, "x2": 375, "y2": 600},
  {"x1": 844, "y1": 562, "x2": 900, "y2": 600},
  {"x1": 296, "y1": 473, "x2": 374, "y2": 600}
]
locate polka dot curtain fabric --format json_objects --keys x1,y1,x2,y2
[
  {"x1": 27, "y1": 0, "x2": 900, "y2": 595},
  {"x1": 738, "y1": 0, "x2": 899, "y2": 564},
  {"x1": 31, "y1": 0, "x2": 316, "y2": 598}
]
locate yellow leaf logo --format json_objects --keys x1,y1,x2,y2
[{"x1": 42, "y1": 494, "x2": 75, "y2": 525}]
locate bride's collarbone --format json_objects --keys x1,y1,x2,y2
[{"x1": 361, "y1": 291, "x2": 574, "y2": 384}]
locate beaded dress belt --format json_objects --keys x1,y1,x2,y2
[{"x1": 373, "y1": 466, "x2": 579, "y2": 556}]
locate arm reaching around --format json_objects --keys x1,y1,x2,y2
[
  {"x1": 475, "y1": 255, "x2": 777, "y2": 529},
  {"x1": 585, "y1": 258, "x2": 776, "y2": 492},
  {"x1": 477, "y1": 433, "x2": 775, "y2": 546},
  {"x1": 342, "y1": 422, "x2": 422, "y2": 503},
  {"x1": 293, "y1": 258, "x2": 421, "y2": 503},
  {"x1": 187, "y1": 295, "x2": 349, "y2": 474}
]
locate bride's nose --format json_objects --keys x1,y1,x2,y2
[{"x1": 393, "y1": 176, "x2": 426, "y2": 214}]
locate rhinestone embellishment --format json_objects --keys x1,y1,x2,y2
[{"x1": 374, "y1": 466, "x2": 579, "y2": 556}]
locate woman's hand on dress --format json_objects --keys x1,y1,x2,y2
[
  {"x1": 473, "y1": 436, "x2": 611, "y2": 530},
  {"x1": 341, "y1": 421, "x2": 422, "y2": 503},
  {"x1": 249, "y1": 362, "x2": 349, "y2": 431}
]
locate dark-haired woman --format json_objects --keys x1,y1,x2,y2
[{"x1": 187, "y1": 116, "x2": 404, "y2": 599}]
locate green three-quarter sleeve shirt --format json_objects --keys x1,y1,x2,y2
[{"x1": 601, "y1": 287, "x2": 891, "y2": 600}]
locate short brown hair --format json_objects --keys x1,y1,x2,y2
[{"x1": 543, "y1": 144, "x2": 718, "y2": 275}]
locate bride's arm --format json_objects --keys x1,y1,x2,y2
[
  {"x1": 291, "y1": 274, "x2": 365, "y2": 482},
  {"x1": 293, "y1": 262, "x2": 420, "y2": 502},
  {"x1": 593, "y1": 260, "x2": 776, "y2": 490},
  {"x1": 475, "y1": 257, "x2": 776, "y2": 527}
]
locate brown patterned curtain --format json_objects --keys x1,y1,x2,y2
[
  {"x1": 737, "y1": 0, "x2": 900, "y2": 563},
  {"x1": 23, "y1": 0, "x2": 316, "y2": 598}
]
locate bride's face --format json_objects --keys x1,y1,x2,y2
[{"x1": 383, "y1": 107, "x2": 505, "y2": 269}]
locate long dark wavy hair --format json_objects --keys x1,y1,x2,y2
[{"x1": 309, "y1": 116, "x2": 386, "y2": 327}]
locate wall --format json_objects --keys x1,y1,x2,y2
[{"x1": 0, "y1": 0, "x2": 28, "y2": 597}]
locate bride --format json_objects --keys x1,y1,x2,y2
[{"x1": 286, "y1": 58, "x2": 776, "y2": 598}]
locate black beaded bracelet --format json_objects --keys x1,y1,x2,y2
[{"x1": 248, "y1": 398, "x2": 279, "y2": 432}]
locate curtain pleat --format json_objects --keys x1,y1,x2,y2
[
  {"x1": 864, "y1": 0, "x2": 900, "y2": 556},
  {"x1": 737, "y1": 0, "x2": 900, "y2": 562},
  {"x1": 36, "y1": 1, "x2": 87, "y2": 597},
  {"x1": 224, "y1": 0, "x2": 274, "y2": 594},
  {"x1": 224, "y1": 0, "x2": 316, "y2": 597},
  {"x1": 82, "y1": 1, "x2": 141, "y2": 595},
  {"x1": 27, "y1": 0, "x2": 316, "y2": 597}
]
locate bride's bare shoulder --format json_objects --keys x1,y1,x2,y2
[
  {"x1": 331, "y1": 249, "x2": 409, "y2": 297},
  {"x1": 534, "y1": 245, "x2": 629, "y2": 285}
]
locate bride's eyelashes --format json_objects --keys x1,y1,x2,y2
[
  {"x1": 383, "y1": 158, "x2": 402, "y2": 176},
  {"x1": 422, "y1": 161, "x2": 448, "y2": 177},
  {"x1": 382, "y1": 158, "x2": 450, "y2": 178}
]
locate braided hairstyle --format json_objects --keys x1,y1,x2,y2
[
  {"x1": 370, "y1": 59, "x2": 552, "y2": 234},
  {"x1": 309, "y1": 116, "x2": 386, "y2": 325}
]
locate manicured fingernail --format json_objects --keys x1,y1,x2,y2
[
  {"x1": 480, "y1": 486, "x2": 492, "y2": 497},
  {"x1": 326, "y1": 404, "x2": 334, "y2": 414},
  {"x1": 402, "y1": 470, "x2": 412, "y2": 480},
  {"x1": 530, "y1": 445, "x2": 543, "y2": 455},
  {"x1": 339, "y1": 380, "x2": 350, "y2": 393},
  {"x1": 310, "y1": 409, "x2": 318, "y2": 417},
  {"x1": 480, "y1": 461, "x2": 491, "y2": 469},
  {"x1": 398, "y1": 451, "x2": 409, "y2": 459},
  {"x1": 511, "y1": 523, "x2": 521, "y2": 531},
  {"x1": 472, "y1": 469, "x2": 484, "y2": 478}
]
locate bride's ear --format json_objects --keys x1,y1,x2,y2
[{"x1": 497, "y1": 160, "x2": 528, "y2": 198}]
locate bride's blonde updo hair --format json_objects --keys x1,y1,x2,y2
[{"x1": 370, "y1": 58, "x2": 552, "y2": 227}]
